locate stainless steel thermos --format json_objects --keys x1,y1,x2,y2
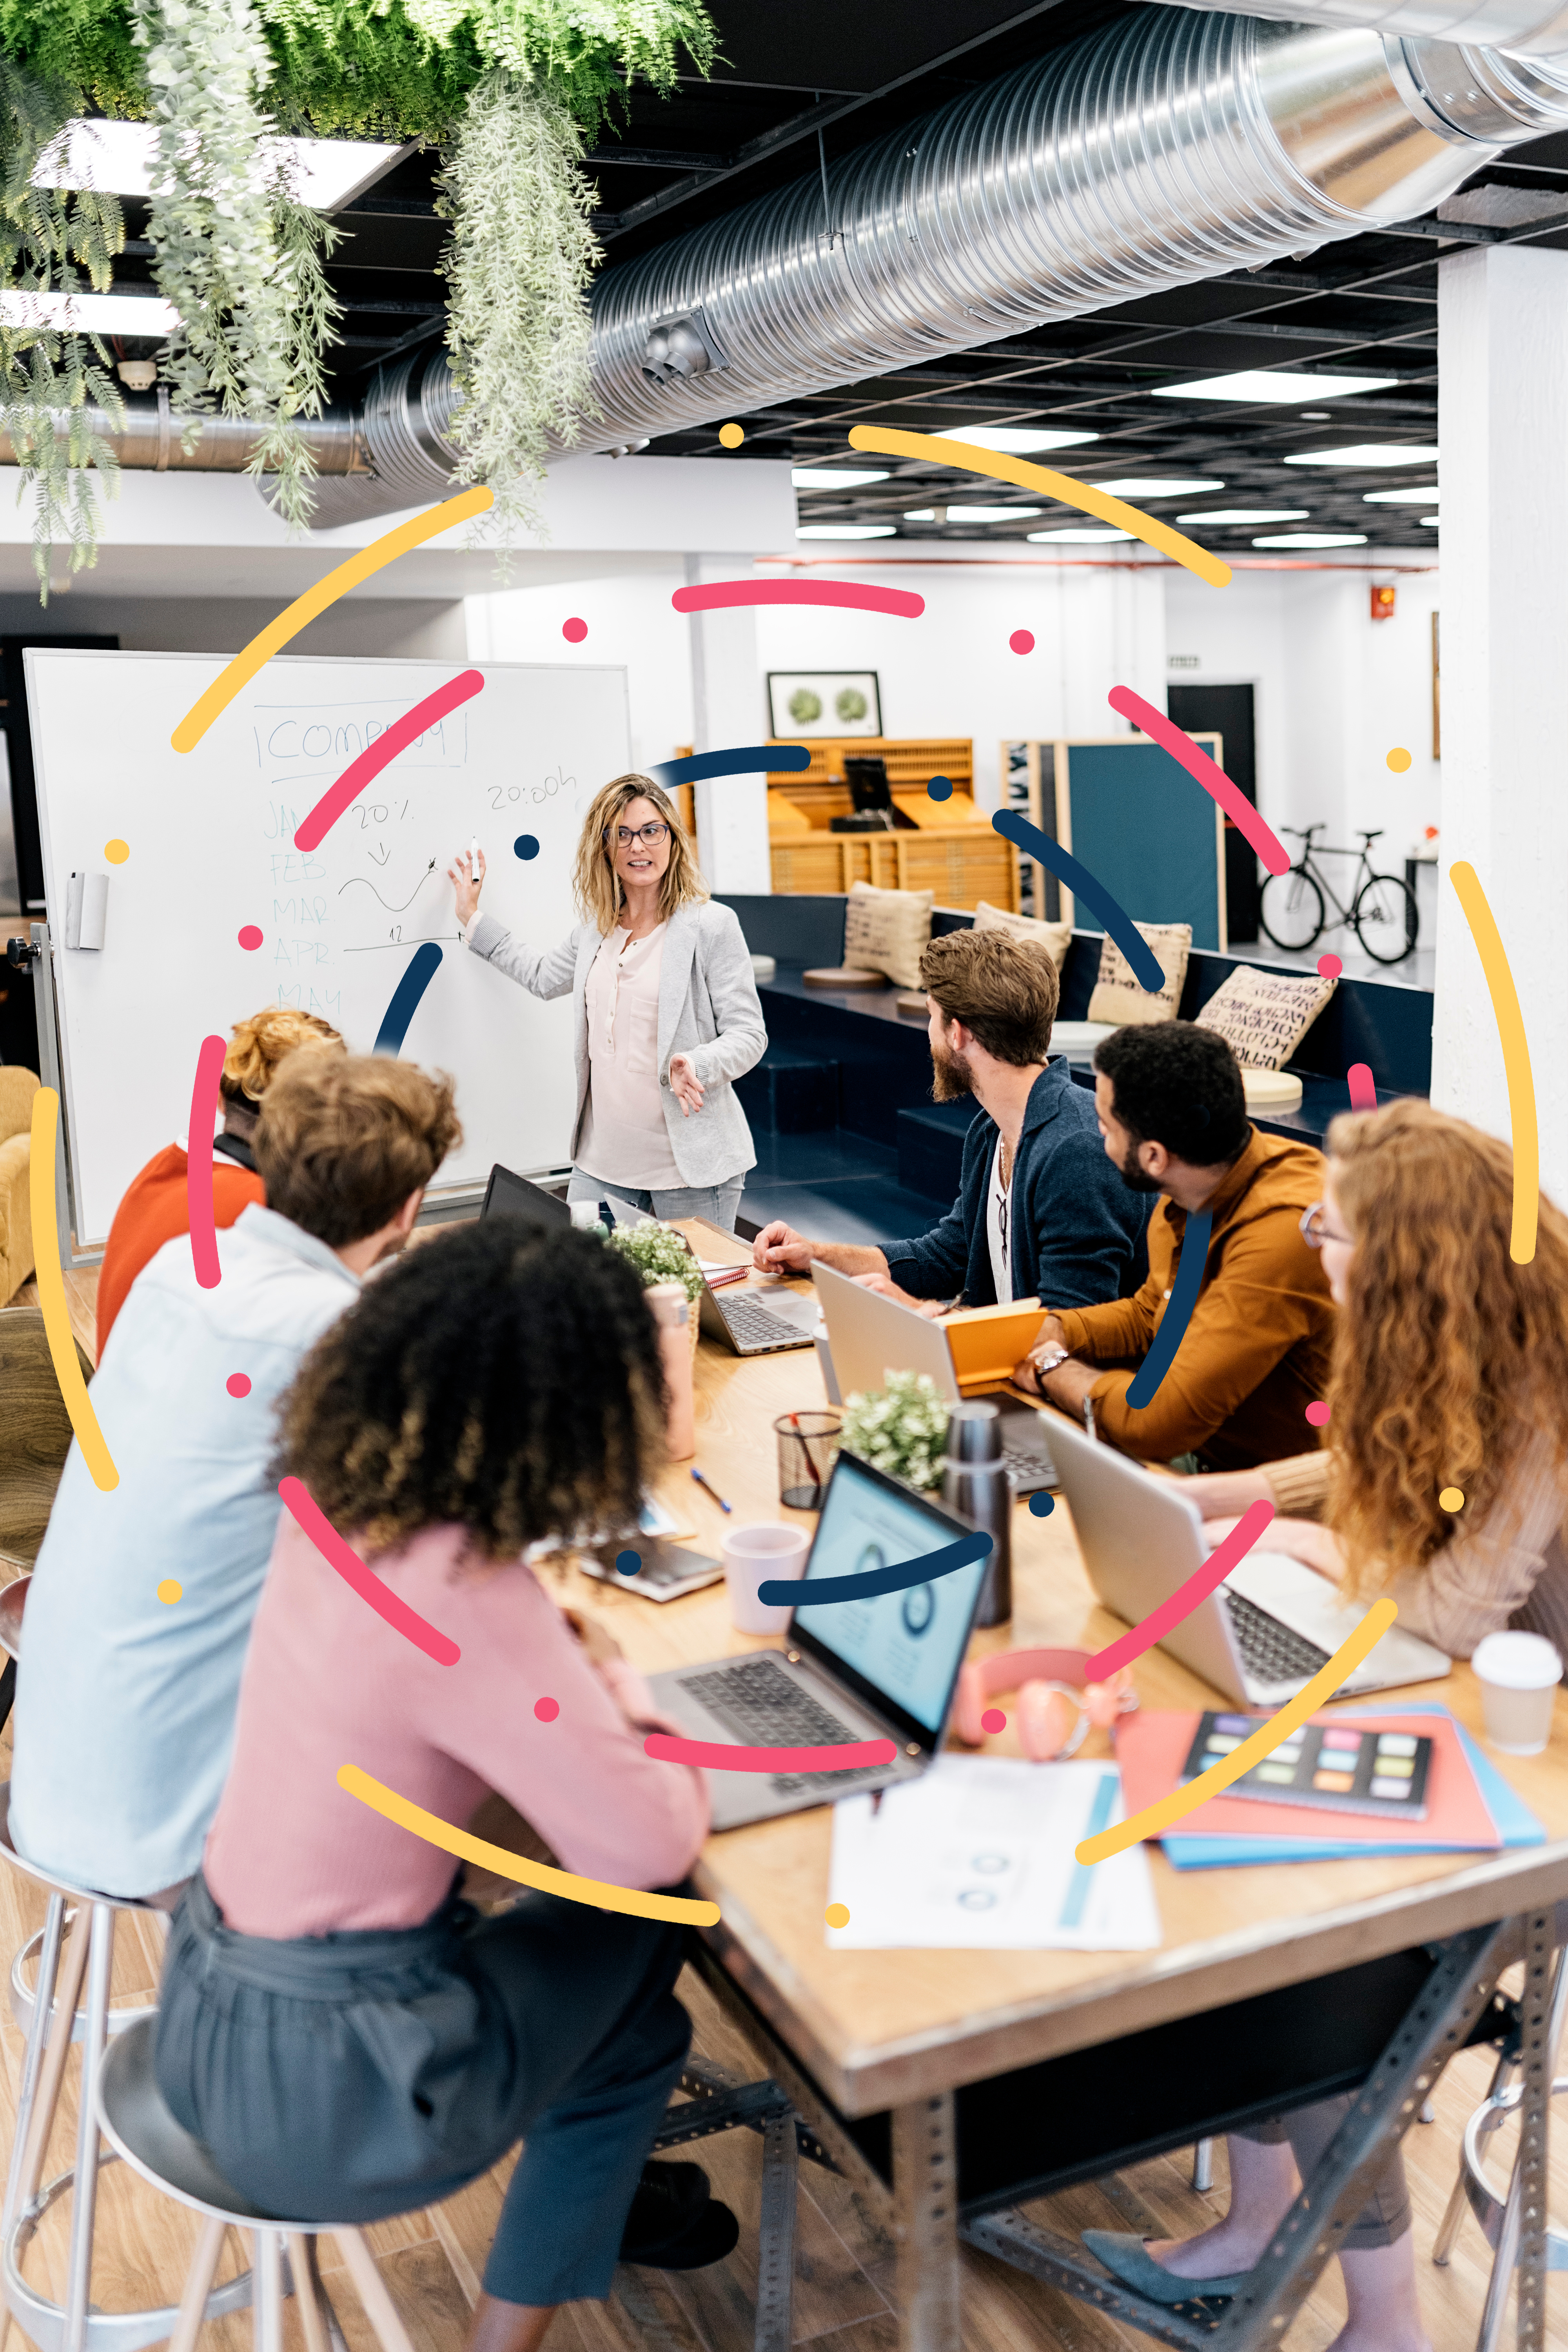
[{"x1": 941, "y1": 1400, "x2": 1012, "y2": 1629}]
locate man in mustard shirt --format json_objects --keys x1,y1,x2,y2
[{"x1": 1013, "y1": 1023, "x2": 1334, "y2": 1470}]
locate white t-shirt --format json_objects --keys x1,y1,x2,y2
[{"x1": 986, "y1": 1137, "x2": 1014, "y2": 1305}]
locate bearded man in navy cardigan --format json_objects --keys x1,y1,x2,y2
[{"x1": 752, "y1": 927, "x2": 1150, "y2": 1314}]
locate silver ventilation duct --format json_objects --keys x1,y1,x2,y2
[
  {"x1": 1170, "y1": 0, "x2": 1568, "y2": 60},
  {"x1": 0, "y1": 393, "x2": 366, "y2": 476}
]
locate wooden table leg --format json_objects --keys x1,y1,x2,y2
[{"x1": 892, "y1": 2094, "x2": 961, "y2": 2352}]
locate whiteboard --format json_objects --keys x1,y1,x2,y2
[{"x1": 27, "y1": 649, "x2": 630, "y2": 1249}]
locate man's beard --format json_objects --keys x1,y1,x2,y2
[
  {"x1": 931, "y1": 1036, "x2": 973, "y2": 1103},
  {"x1": 1116, "y1": 1136, "x2": 1163, "y2": 1194}
]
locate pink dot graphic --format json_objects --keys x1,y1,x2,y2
[
  {"x1": 1009, "y1": 629, "x2": 1035, "y2": 656},
  {"x1": 562, "y1": 617, "x2": 587, "y2": 644},
  {"x1": 1305, "y1": 1400, "x2": 1331, "y2": 1428},
  {"x1": 1317, "y1": 953, "x2": 1342, "y2": 980},
  {"x1": 981, "y1": 1707, "x2": 1007, "y2": 1734},
  {"x1": 534, "y1": 1696, "x2": 560, "y2": 1723},
  {"x1": 226, "y1": 1374, "x2": 252, "y2": 1399},
  {"x1": 238, "y1": 925, "x2": 263, "y2": 951}
]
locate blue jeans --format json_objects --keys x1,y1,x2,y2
[{"x1": 569, "y1": 1169, "x2": 745, "y2": 1234}]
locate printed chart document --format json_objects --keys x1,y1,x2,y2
[{"x1": 826, "y1": 1756, "x2": 1160, "y2": 1950}]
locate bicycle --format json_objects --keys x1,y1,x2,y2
[{"x1": 1258, "y1": 824, "x2": 1418, "y2": 966}]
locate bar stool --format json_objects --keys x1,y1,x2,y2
[
  {"x1": 0, "y1": 1789, "x2": 250, "y2": 2352},
  {"x1": 98, "y1": 2020, "x2": 416, "y2": 2352}
]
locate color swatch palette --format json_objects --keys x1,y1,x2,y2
[{"x1": 1179, "y1": 1713, "x2": 1432, "y2": 1821}]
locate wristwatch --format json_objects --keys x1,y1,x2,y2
[{"x1": 1029, "y1": 1343, "x2": 1071, "y2": 1383}]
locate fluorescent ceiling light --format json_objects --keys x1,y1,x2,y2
[
  {"x1": 1177, "y1": 508, "x2": 1308, "y2": 524},
  {"x1": 1028, "y1": 527, "x2": 1134, "y2": 543},
  {"x1": 0, "y1": 289, "x2": 178, "y2": 335},
  {"x1": 1285, "y1": 444, "x2": 1440, "y2": 466},
  {"x1": 1363, "y1": 483, "x2": 1439, "y2": 504},
  {"x1": 1252, "y1": 532, "x2": 1368, "y2": 548},
  {"x1": 1096, "y1": 477, "x2": 1224, "y2": 496},
  {"x1": 1421, "y1": 515, "x2": 1440, "y2": 527},
  {"x1": 928, "y1": 503, "x2": 1042, "y2": 522},
  {"x1": 946, "y1": 425, "x2": 1099, "y2": 453},
  {"x1": 35, "y1": 119, "x2": 404, "y2": 211},
  {"x1": 796, "y1": 524, "x2": 896, "y2": 539},
  {"x1": 1153, "y1": 370, "x2": 1397, "y2": 404},
  {"x1": 793, "y1": 467, "x2": 888, "y2": 488}
]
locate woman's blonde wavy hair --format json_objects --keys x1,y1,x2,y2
[
  {"x1": 1326, "y1": 1099, "x2": 1568, "y2": 1596},
  {"x1": 572, "y1": 774, "x2": 708, "y2": 932},
  {"x1": 221, "y1": 1006, "x2": 343, "y2": 1105}
]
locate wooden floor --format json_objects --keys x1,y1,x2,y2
[{"x1": 5, "y1": 1265, "x2": 1565, "y2": 2352}]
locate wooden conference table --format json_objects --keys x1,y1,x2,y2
[{"x1": 557, "y1": 1228, "x2": 1568, "y2": 2352}]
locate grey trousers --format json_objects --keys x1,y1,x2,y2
[
  {"x1": 570, "y1": 1169, "x2": 746, "y2": 1233},
  {"x1": 1234, "y1": 2093, "x2": 1412, "y2": 2249},
  {"x1": 155, "y1": 1873, "x2": 691, "y2": 2305}
]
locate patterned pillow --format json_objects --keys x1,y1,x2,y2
[
  {"x1": 1085, "y1": 921, "x2": 1192, "y2": 1026},
  {"x1": 842, "y1": 882, "x2": 935, "y2": 989},
  {"x1": 973, "y1": 900, "x2": 1074, "y2": 973},
  {"x1": 1195, "y1": 964, "x2": 1337, "y2": 1071}
]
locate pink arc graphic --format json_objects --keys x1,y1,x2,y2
[
  {"x1": 279, "y1": 1477, "x2": 461, "y2": 1666},
  {"x1": 644, "y1": 1731, "x2": 897, "y2": 1774},
  {"x1": 293, "y1": 670, "x2": 486, "y2": 852},
  {"x1": 1083, "y1": 1500, "x2": 1276, "y2": 1679},
  {"x1": 186, "y1": 1034, "x2": 227, "y2": 1289},
  {"x1": 671, "y1": 579, "x2": 925, "y2": 620},
  {"x1": 1347, "y1": 1063, "x2": 1378, "y2": 1112},
  {"x1": 1107, "y1": 686, "x2": 1290, "y2": 877}
]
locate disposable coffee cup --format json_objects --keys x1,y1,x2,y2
[
  {"x1": 568, "y1": 1200, "x2": 601, "y2": 1231},
  {"x1": 723, "y1": 1523, "x2": 809, "y2": 1636},
  {"x1": 1473, "y1": 1630, "x2": 1562, "y2": 1756}
]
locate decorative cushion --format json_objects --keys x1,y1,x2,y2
[
  {"x1": 973, "y1": 900, "x2": 1073, "y2": 973},
  {"x1": 1194, "y1": 964, "x2": 1337, "y2": 1071},
  {"x1": 842, "y1": 881, "x2": 935, "y2": 990},
  {"x1": 1086, "y1": 922, "x2": 1192, "y2": 1027}
]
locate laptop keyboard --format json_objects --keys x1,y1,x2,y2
[
  {"x1": 682, "y1": 1655, "x2": 892, "y2": 1794},
  {"x1": 1223, "y1": 1588, "x2": 1332, "y2": 1686},
  {"x1": 720, "y1": 1296, "x2": 812, "y2": 1352},
  {"x1": 1001, "y1": 1441, "x2": 1052, "y2": 1490}
]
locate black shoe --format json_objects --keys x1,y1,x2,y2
[{"x1": 620, "y1": 2162, "x2": 740, "y2": 2271}]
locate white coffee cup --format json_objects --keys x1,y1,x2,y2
[
  {"x1": 1473, "y1": 1630, "x2": 1563, "y2": 1757},
  {"x1": 568, "y1": 1200, "x2": 601, "y2": 1231},
  {"x1": 724, "y1": 1523, "x2": 810, "y2": 1635}
]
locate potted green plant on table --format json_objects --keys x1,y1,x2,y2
[
  {"x1": 607, "y1": 1218, "x2": 704, "y2": 1360},
  {"x1": 838, "y1": 1369, "x2": 950, "y2": 1495}
]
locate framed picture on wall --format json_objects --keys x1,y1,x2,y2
[{"x1": 767, "y1": 670, "x2": 882, "y2": 737}]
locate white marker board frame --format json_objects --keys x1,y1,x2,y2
[{"x1": 27, "y1": 648, "x2": 630, "y2": 1259}]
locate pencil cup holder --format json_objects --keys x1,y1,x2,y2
[{"x1": 775, "y1": 1412, "x2": 841, "y2": 1511}]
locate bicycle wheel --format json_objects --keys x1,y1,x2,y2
[
  {"x1": 1352, "y1": 872, "x2": 1418, "y2": 965},
  {"x1": 1258, "y1": 866, "x2": 1326, "y2": 952}
]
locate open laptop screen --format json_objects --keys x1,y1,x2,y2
[
  {"x1": 790, "y1": 1453, "x2": 986, "y2": 1741},
  {"x1": 480, "y1": 1164, "x2": 571, "y2": 1230}
]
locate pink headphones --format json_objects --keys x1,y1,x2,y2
[{"x1": 953, "y1": 1647, "x2": 1138, "y2": 1762}]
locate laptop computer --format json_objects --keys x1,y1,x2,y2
[
  {"x1": 647, "y1": 1450, "x2": 990, "y2": 1830},
  {"x1": 696, "y1": 1269, "x2": 818, "y2": 1356},
  {"x1": 811, "y1": 1262, "x2": 1056, "y2": 1494},
  {"x1": 1046, "y1": 1415, "x2": 1450, "y2": 1703},
  {"x1": 480, "y1": 1163, "x2": 573, "y2": 1231}
]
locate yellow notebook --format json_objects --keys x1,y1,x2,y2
[{"x1": 936, "y1": 1298, "x2": 1048, "y2": 1391}]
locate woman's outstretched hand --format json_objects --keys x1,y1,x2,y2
[
  {"x1": 668, "y1": 1055, "x2": 705, "y2": 1117},
  {"x1": 447, "y1": 847, "x2": 486, "y2": 928}
]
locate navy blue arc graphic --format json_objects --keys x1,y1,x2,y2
[
  {"x1": 758, "y1": 1528, "x2": 992, "y2": 1610},
  {"x1": 373, "y1": 942, "x2": 443, "y2": 1057},
  {"x1": 649, "y1": 744, "x2": 811, "y2": 788},
  {"x1": 1126, "y1": 1208, "x2": 1212, "y2": 1409},
  {"x1": 991, "y1": 811, "x2": 1165, "y2": 994}
]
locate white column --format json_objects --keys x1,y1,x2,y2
[
  {"x1": 684, "y1": 553, "x2": 772, "y2": 893},
  {"x1": 1432, "y1": 244, "x2": 1568, "y2": 1204}
]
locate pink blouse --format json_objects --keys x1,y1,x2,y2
[
  {"x1": 576, "y1": 925, "x2": 682, "y2": 1188},
  {"x1": 203, "y1": 1515, "x2": 710, "y2": 1938}
]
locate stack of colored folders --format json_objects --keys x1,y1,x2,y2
[{"x1": 1114, "y1": 1702, "x2": 1544, "y2": 1869}]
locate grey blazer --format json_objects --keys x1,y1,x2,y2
[{"x1": 465, "y1": 897, "x2": 766, "y2": 1187}]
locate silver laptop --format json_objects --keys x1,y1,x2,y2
[
  {"x1": 811, "y1": 1261, "x2": 1056, "y2": 1495},
  {"x1": 1047, "y1": 1416, "x2": 1450, "y2": 1703},
  {"x1": 647, "y1": 1450, "x2": 990, "y2": 1830},
  {"x1": 696, "y1": 1269, "x2": 818, "y2": 1356}
]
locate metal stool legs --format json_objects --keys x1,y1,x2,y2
[{"x1": 1190, "y1": 2137, "x2": 1214, "y2": 2194}]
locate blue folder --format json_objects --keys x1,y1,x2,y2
[{"x1": 1161, "y1": 1704, "x2": 1545, "y2": 1871}]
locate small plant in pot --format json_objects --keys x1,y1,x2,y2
[
  {"x1": 606, "y1": 1219, "x2": 704, "y2": 1353},
  {"x1": 839, "y1": 1370, "x2": 949, "y2": 1495}
]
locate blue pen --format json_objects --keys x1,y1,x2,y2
[{"x1": 691, "y1": 1467, "x2": 733, "y2": 1514}]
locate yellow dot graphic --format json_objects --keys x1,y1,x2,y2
[
  {"x1": 1386, "y1": 747, "x2": 1412, "y2": 773},
  {"x1": 718, "y1": 422, "x2": 744, "y2": 448},
  {"x1": 824, "y1": 1902, "x2": 850, "y2": 1929},
  {"x1": 1439, "y1": 1487, "x2": 1465, "y2": 1513},
  {"x1": 104, "y1": 838, "x2": 130, "y2": 864},
  {"x1": 157, "y1": 1578, "x2": 183, "y2": 1604}
]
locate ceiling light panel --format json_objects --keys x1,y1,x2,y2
[
  {"x1": 1252, "y1": 532, "x2": 1368, "y2": 547},
  {"x1": 946, "y1": 425, "x2": 1100, "y2": 453},
  {"x1": 35, "y1": 119, "x2": 405, "y2": 210},
  {"x1": 1363, "y1": 484, "x2": 1440, "y2": 504},
  {"x1": 1153, "y1": 370, "x2": 1398, "y2": 404},
  {"x1": 796, "y1": 524, "x2": 897, "y2": 538},
  {"x1": 792, "y1": 468, "x2": 889, "y2": 487},
  {"x1": 0, "y1": 290, "x2": 178, "y2": 334},
  {"x1": 1178, "y1": 508, "x2": 1309, "y2": 523},
  {"x1": 1028, "y1": 527, "x2": 1134, "y2": 542},
  {"x1": 1096, "y1": 477, "x2": 1224, "y2": 495},
  {"x1": 1285, "y1": 444, "x2": 1440, "y2": 466}
]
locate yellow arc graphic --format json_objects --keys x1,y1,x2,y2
[
  {"x1": 338, "y1": 1764, "x2": 721, "y2": 1926},
  {"x1": 1076, "y1": 1599, "x2": 1398, "y2": 1864},
  {"x1": 170, "y1": 486, "x2": 495, "y2": 753},
  {"x1": 846, "y1": 427, "x2": 1232, "y2": 588},
  {"x1": 29, "y1": 1089, "x2": 118, "y2": 1491},
  {"x1": 1449, "y1": 860, "x2": 1538, "y2": 1267}
]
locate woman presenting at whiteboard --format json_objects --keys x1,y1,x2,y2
[{"x1": 448, "y1": 775, "x2": 766, "y2": 1231}]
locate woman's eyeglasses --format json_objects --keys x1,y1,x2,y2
[
  {"x1": 609, "y1": 822, "x2": 669, "y2": 848},
  {"x1": 1299, "y1": 1201, "x2": 1352, "y2": 1250}
]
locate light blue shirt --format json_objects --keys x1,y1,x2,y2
[{"x1": 10, "y1": 1205, "x2": 360, "y2": 1897}]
